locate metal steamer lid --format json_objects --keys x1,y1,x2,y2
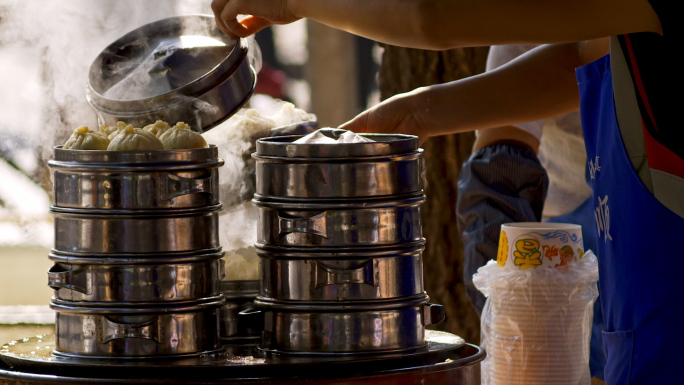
[
  {"x1": 49, "y1": 144, "x2": 223, "y2": 167},
  {"x1": 86, "y1": 15, "x2": 256, "y2": 133},
  {"x1": 255, "y1": 129, "x2": 420, "y2": 158}
]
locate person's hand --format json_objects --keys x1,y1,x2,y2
[
  {"x1": 211, "y1": 0, "x2": 301, "y2": 39},
  {"x1": 339, "y1": 90, "x2": 432, "y2": 144}
]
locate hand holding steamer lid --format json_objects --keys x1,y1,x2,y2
[{"x1": 86, "y1": 15, "x2": 256, "y2": 134}]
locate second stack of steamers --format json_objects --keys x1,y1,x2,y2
[
  {"x1": 47, "y1": 147, "x2": 226, "y2": 358},
  {"x1": 251, "y1": 129, "x2": 445, "y2": 354}
]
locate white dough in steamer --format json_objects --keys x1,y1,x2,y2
[
  {"x1": 107, "y1": 124, "x2": 164, "y2": 151},
  {"x1": 143, "y1": 120, "x2": 171, "y2": 137},
  {"x1": 159, "y1": 122, "x2": 208, "y2": 149},
  {"x1": 102, "y1": 121, "x2": 129, "y2": 140},
  {"x1": 63, "y1": 126, "x2": 110, "y2": 150}
]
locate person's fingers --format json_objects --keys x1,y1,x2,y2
[
  {"x1": 211, "y1": 0, "x2": 230, "y2": 17},
  {"x1": 211, "y1": 0, "x2": 231, "y2": 35},
  {"x1": 239, "y1": 16, "x2": 275, "y2": 36},
  {"x1": 220, "y1": 3, "x2": 250, "y2": 38}
]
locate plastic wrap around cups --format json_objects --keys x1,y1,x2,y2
[
  {"x1": 49, "y1": 146, "x2": 223, "y2": 210},
  {"x1": 254, "y1": 195, "x2": 424, "y2": 248},
  {"x1": 253, "y1": 130, "x2": 423, "y2": 200},
  {"x1": 474, "y1": 252, "x2": 599, "y2": 385},
  {"x1": 48, "y1": 251, "x2": 225, "y2": 303},
  {"x1": 86, "y1": 15, "x2": 256, "y2": 134},
  {"x1": 50, "y1": 296, "x2": 224, "y2": 359},
  {"x1": 51, "y1": 205, "x2": 220, "y2": 255},
  {"x1": 257, "y1": 244, "x2": 425, "y2": 302},
  {"x1": 247, "y1": 295, "x2": 444, "y2": 354}
]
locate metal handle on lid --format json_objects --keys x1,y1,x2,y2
[
  {"x1": 47, "y1": 265, "x2": 91, "y2": 294},
  {"x1": 100, "y1": 316, "x2": 162, "y2": 343},
  {"x1": 238, "y1": 308, "x2": 265, "y2": 332},
  {"x1": 314, "y1": 260, "x2": 376, "y2": 288},
  {"x1": 422, "y1": 303, "x2": 446, "y2": 326},
  {"x1": 161, "y1": 172, "x2": 213, "y2": 200},
  {"x1": 278, "y1": 211, "x2": 328, "y2": 238}
]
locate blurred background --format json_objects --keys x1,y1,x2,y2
[{"x1": 0, "y1": 0, "x2": 487, "y2": 344}]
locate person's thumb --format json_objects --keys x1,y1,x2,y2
[{"x1": 239, "y1": 16, "x2": 274, "y2": 36}]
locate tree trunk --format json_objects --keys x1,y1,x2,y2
[{"x1": 378, "y1": 45, "x2": 489, "y2": 344}]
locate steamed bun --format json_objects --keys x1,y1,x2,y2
[
  {"x1": 107, "y1": 125, "x2": 164, "y2": 151},
  {"x1": 159, "y1": 122, "x2": 208, "y2": 150},
  {"x1": 100, "y1": 121, "x2": 128, "y2": 140},
  {"x1": 143, "y1": 120, "x2": 171, "y2": 137},
  {"x1": 63, "y1": 126, "x2": 110, "y2": 150}
]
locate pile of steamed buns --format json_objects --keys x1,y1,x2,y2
[{"x1": 62, "y1": 120, "x2": 207, "y2": 151}]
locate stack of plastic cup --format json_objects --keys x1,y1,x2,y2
[{"x1": 475, "y1": 222, "x2": 598, "y2": 385}]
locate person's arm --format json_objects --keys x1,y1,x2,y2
[
  {"x1": 472, "y1": 44, "x2": 544, "y2": 154},
  {"x1": 211, "y1": 0, "x2": 661, "y2": 49},
  {"x1": 457, "y1": 143, "x2": 548, "y2": 314},
  {"x1": 341, "y1": 40, "x2": 607, "y2": 143}
]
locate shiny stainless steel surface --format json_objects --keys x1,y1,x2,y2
[
  {"x1": 220, "y1": 299, "x2": 259, "y2": 340},
  {"x1": 255, "y1": 130, "x2": 419, "y2": 158},
  {"x1": 86, "y1": 15, "x2": 256, "y2": 134},
  {"x1": 51, "y1": 205, "x2": 220, "y2": 254},
  {"x1": 48, "y1": 253, "x2": 224, "y2": 303},
  {"x1": 219, "y1": 280, "x2": 259, "y2": 340},
  {"x1": 254, "y1": 132, "x2": 423, "y2": 200},
  {"x1": 50, "y1": 297, "x2": 223, "y2": 358},
  {"x1": 49, "y1": 146, "x2": 223, "y2": 210},
  {"x1": 254, "y1": 155, "x2": 423, "y2": 199},
  {"x1": 254, "y1": 297, "x2": 444, "y2": 354},
  {"x1": 48, "y1": 248, "x2": 224, "y2": 264},
  {"x1": 254, "y1": 241, "x2": 426, "y2": 259},
  {"x1": 254, "y1": 196, "x2": 424, "y2": 247},
  {"x1": 259, "y1": 252, "x2": 424, "y2": 301},
  {"x1": 1, "y1": 330, "x2": 482, "y2": 385}
]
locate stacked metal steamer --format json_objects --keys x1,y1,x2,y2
[
  {"x1": 251, "y1": 129, "x2": 446, "y2": 354},
  {"x1": 43, "y1": 15, "x2": 259, "y2": 359},
  {"x1": 47, "y1": 148, "x2": 226, "y2": 358},
  {"x1": 218, "y1": 122, "x2": 319, "y2": 342}
]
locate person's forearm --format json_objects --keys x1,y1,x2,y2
[
  {"x1": 288, "y1": 0, "x2": 660, "y2": 50},
  {"x1": 410, "y1": 43, "x2": 585, "y2": 138}
]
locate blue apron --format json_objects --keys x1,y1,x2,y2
[
  {"x1": 548, "y1": 197, "x2": 605, "y2": 380},
  {"x1": 576, "y1": 54, "x2": 684, "y2": 384}
]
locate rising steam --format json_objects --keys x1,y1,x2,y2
[{"x1": 0, "y1": 0, "x2": 265, "y2": 252}]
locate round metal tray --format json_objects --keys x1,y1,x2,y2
[{"x1": 0, "y1": 331, "x2": 480, "y2": 385}]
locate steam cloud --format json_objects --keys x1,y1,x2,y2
[{"x1": 0, "y1": 0, "x2": 264, "y2": 252}]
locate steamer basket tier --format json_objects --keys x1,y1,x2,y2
[
  {"x1": 50, "y1": 296, "x2": 224, "y2": 359},
  {"x1": 253, "y1": 131, "x2": 423, "y2": 200},
  {"x1": 257, "y1": 244, "x2": 425, "y2": 302},
  {"x1": 49, "y1": 146, "x2": 224, "y2": 210},
  {"x1": 48, "y1": 251, "x2": 225, "y2": 303},
  {"x1": 254, "y1": 195, "x2": 425, "y2": 248},
  {"x1": 51, "y1": 206, "x2": 221, "y2": 254}
]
